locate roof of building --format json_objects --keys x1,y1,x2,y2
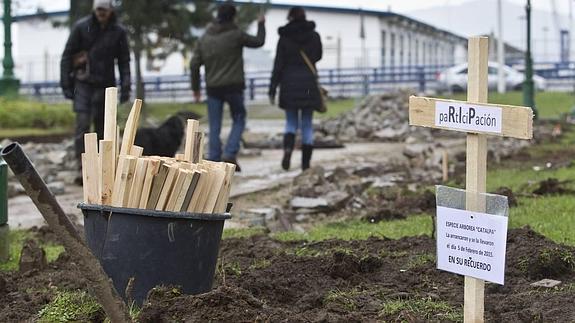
[{"x1": 13, "y1": 2, "x2": 466, "y2": 43}]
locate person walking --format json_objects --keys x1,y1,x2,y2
[
  {"x1": 190, "y1": 3, "x2": 266, "y2": 171},
  {"x1": 60, "y1": 0, "x2": 131, "y2": 160},
  {"x1": 269, "y1": 6, "x2": 322, "y2": 171}
]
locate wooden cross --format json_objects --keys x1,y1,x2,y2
[{"x1": 409, "y1": 36, "x2": 533, "y2": 322}]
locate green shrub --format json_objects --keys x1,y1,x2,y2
[{"x1": 0, "y1": 98, "x2": 73, "y2": 129}]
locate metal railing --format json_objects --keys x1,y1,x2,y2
[{"x1": 18, "y1": 62, "x2": 575, "y2": 102}]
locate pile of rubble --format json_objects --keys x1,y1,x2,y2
[
  {"x1": 2, "y1": 139, "x2": 78, "y2": 197},
  {"x1": 317, "y1": 90, "x2": 434, "y2": 143}
]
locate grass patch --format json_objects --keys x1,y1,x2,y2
[
  {"x1": 404, "y1": 254, "x2": 436, "y2": 270},
  {"x1": 324, "y1": 289, "x2": 360, "y2": 311},
  {"x1": 37, "y1": 290, "x2": 104, "y2": 322},
  {"x1": 440, "y1": 91, "x2": 574, "y2": 119},
  {"x1": 273, "y1": 215, "x2": 432, "y2": 242},
  {"x1": 319, "y1": 98, "x2": 356, "y2": 119},
  {"x1": 0, "y1": 230, "x2": 32, "y2": 272},
  {"x1": 380, "y1": 297, "x2": 463, "y2": 322},
  {"x1": 510, "y1": 196, "x2": 575, "y2": 245},
  {"x1": 0, "y1": 98, "x2": 73, "y2": 128},
  {"x1": 222, "y1": 227, "x2": 267, "y2": 239},
  {"x1": 0, "y1": 126, "x2": 72, "y2": 139},
  {"x1": 0, "y1": 230, "x2": 65, "y2": 272},
  {"x1": 249, "y1": 258, "x2": 271, "y2": 270}
]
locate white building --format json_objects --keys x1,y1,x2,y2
[{"x1": 7, "y1": 4, "x2": 468, "y2": 83}]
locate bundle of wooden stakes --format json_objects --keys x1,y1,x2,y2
[{"x1": 81, "y1": 87, "x2": 235, "y2": 214}]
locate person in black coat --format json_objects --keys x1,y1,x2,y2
[
  {"x1": 269, "y1": 7, "x2": 322, "y2": 171},
  {"x1": 60, "y1": 0, "x2": 131, "y2": 160}
]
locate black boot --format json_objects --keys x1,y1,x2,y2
[
  {"x1": 302, "y1": 144, "x2": 313, "y2": 171},
  {"x1": 282, "y1": 133, "x2": 295, "y2": 171}
]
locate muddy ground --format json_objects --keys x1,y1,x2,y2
[{"x1": 1, "y1": 227, "x2": 573, "y2": 322}]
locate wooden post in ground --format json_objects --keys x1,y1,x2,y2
[
  {"x1": 464, "y1": 36, "x2": 488, "y2": 323},
  {"x1": 408, "y1": 36, "x2": 533, "y2": 323}
]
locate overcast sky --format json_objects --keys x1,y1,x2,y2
[{"x1": 10, "y1": 0, "x2": 575, "y2": 15}]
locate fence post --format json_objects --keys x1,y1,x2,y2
[
  {"x1": 417, "y1": 66, "x2": 426, "y2": 93},
  {"x1": 249, "y1": 78, "x2": 255, "y2": 101},
  {"x1": 329, "y1": 69, "x2": 334, "y2": 84},
  {"x1": 0, "y1": 145, "x2": 8, "y2": 263},
  {"x1": 363, "y1": 74, "x2": 370, "y2": 96}
]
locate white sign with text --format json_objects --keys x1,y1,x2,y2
[
  {"x1": 436, "y1": 206, "x2": 508, "y2": 284},
  {"x1": 435, "y1": 101, "x2": 502, "y2": 134}
]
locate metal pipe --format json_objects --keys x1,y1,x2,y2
[
  {"x1": 1, "y1": 142, "x2": 82, "y2": 242},
  {"x1": 1, "y1": 142, "x2": 130, "y2": 323}
]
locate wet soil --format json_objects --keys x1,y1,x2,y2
[
  {"x1": 0, "y1": 227, "x2": 573, "y2": 322},
  {"x1": 0, "y1": 252, "x2": 89, "y2": 322},
  {"x1": 138, "y1": 227, "x2": 575, "y2": 322}
]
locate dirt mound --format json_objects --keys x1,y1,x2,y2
[
  {"x1": 139, "y1": 285, "x2": 281, "y2": 322},
  {"x1": 139, "y1": 227, "x2": 575, "y2": 322},
  {"x1": 533, "y1": 178, "x2": 573, "y2": 195},
  {"x1": 1, "y1": 227, "x2": 573, "y2": 322}
]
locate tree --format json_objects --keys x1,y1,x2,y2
[
  {"x1": 118, "y1": 0, "x2": 260, "y2": 100},
  {"x1": 69, "y1": 0, "x2": 92, "y2": 26}
]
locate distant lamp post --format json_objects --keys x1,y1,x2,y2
[
  {"x1": 0, "y1": 0, "x2": 20, "y2": 96},
  {"x1": 523, "y1": 0, "x2": 537, "y2": 119}
]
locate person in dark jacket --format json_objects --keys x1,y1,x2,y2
[
  {"x1": 190, "y1": 3, "x2": 266, "y2": 171},
  {"x1": 60, "y1": 0, "x2": 131, "y2": 159},
  {"x1": 269, "y1": 7, "x2": 322, "y2": 171}
]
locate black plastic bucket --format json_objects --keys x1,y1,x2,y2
[{"x1": 79, "y1": 203, "x2": 231, "y2": 305}]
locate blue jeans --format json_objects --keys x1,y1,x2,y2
[
  {"x1": 207, "y1": 93, "x2": 246, "y2": 161},
  {"x1": 285, "y1": 108, "x2": 314, "y2": 145}
]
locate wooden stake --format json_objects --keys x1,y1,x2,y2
[
  {"x1": 203, "y1": 164, "x2": 227, "y2": 213},
  {"x1": 155, "y1": 164, "x2": 179, "y2": 211},
  {"x1": 120, "y1": 99, "x2": 143, "y2": 156},
  {"x1": 147, "y1": 163, "x2": 169, "y2": 209},
  {"x1": 187, "y1": 169, "x2": 208, "y2": 212},
  {"x1": 192, "y1": 132, "x2": 204, "y2": 163},
  {"x1": 130, "y1": 145, "x2": 144, "y2": 157},
  {"x1": 464, "y1": 36, "x2": 488, "y2": 323},
  {"x1": 184, "y1": 119, "x2": 199, "y2": 161},
  {"x1": 81, "y1": 153, "x2": 89, "y2": 203},
  {"x1": 442, "y1": 150, "x2": 449, "y2": 183},
  {"x1": 128, "y1": 158, "x2": 148, "y2": 208},
  {"x1": 84, "y1": 133, "x2": 100, "y2": 204},
  {"x1": 214, "y1": 163, "x2": 236, "y2": 213},
  {"x1": 99, "y1": 140, "x2": 114, "y2": 205},
  {"x1": 181, "y1": 171, "x2": 201, "y2": 212},
  {"x1": 111, "y1": 156, "x2": 137, "y2": 207},
  {"x1": 139, "y1": 159, "x2": 161, "y2": 209},
  {"x1": 104, "y1": 87, "x2": 117, "y2": 177},
  {"x1": 165, "y1": 168, "x2": 189, "y2": 212}
]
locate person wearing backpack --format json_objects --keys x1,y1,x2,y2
[{"x1": 269, "y1": 6, "x2": 323, "y2": 171}]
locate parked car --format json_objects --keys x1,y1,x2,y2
[{"x1": 436, "y1": 62, "x2": 546, "y2": 93}]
